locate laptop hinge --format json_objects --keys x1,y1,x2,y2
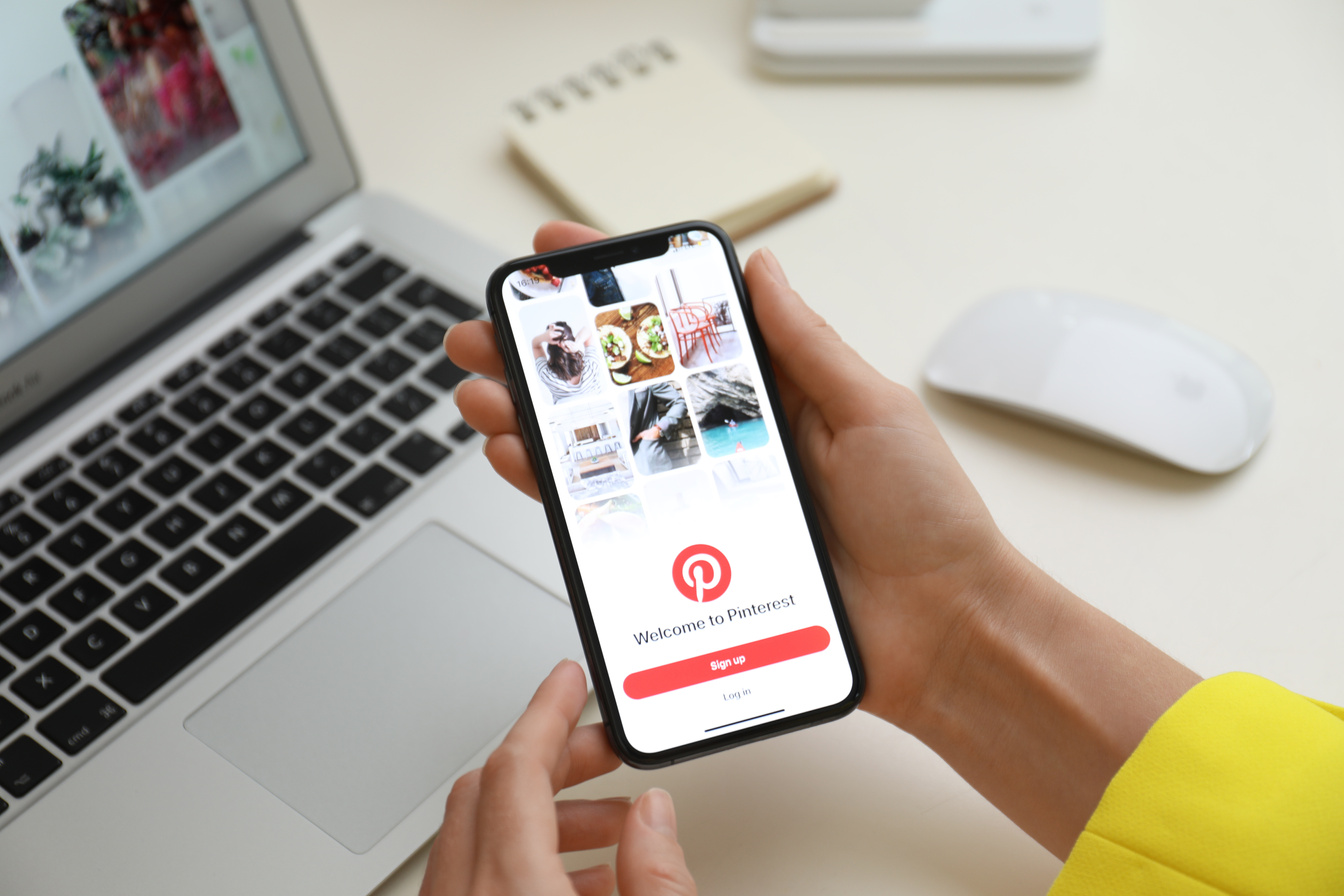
[{"x1": 0, "y1": 229, "x2": 311, "y2": 457}]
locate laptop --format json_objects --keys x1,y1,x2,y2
[{"x1": 0, "y1": 3, "x2": 581, "y2": 893}]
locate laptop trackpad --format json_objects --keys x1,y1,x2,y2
[{"x1": 185, "y1": 523, "x2": 579, "y2": 854}]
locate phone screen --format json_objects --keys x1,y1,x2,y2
[{"x1": 493, "y1": 226, "x2": 861, "y2": 763}]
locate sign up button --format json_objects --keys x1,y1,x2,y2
[{"x1": 623, "y1": 626, "x2": 831, "y2": 699}]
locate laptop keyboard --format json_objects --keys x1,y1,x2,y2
[{"x1": 0, "y1": 240, "x2": 479, "y2": 821}]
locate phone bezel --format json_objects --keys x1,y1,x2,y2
[{"x1": 485, "y1": 221, "x2": 864, "y2": 768}]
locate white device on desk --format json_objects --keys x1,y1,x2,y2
[
  {"x1": 0, "y1": 3, "x2": 578, "y2": 894},
  {"x1": 924, "y1": 290, "x2": 1274, "y2": 474},
  {"x1": 751, "y1": 0, "x2": 1103, "y2": 77}
]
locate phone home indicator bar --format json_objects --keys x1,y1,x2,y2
[{"x1": 623, "y1": 626, "x2": 830, "y2": 699}]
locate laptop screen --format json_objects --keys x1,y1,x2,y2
[{"x1": 0, "y1": 0, "x2": 306, "y2": 369}]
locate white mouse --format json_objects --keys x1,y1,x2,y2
[{"x1": 924, "y1": 289, "x2": 1274, "y2": 474}]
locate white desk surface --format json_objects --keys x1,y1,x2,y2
[{"x1": 290, "y1": 2, "x2": 1344, "y2": 893}]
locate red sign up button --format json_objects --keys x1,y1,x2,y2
[{"x1": 623, "y1": 626, "x2": 831, "y2": 699}]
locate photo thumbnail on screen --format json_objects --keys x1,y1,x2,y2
[
  {"x1": 623, "y1": 380, "x2": 701, "y2": 475},
  {"x1": 686, "y1": 364, "x2": 768, "y2": 458},
  {"x1": 549, "y1": 403, "x2": 635, "y2": 502},
  {"x1": 594, "y1": 302, "x2": 674, "y2": 386}
]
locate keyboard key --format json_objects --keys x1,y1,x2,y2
[
  {"x1": 364, "y1": 347, "x2": 415, "y2": 383},
  {"x1": 404, "y1": 318, "x2": 450, "y2": 353},
  {"x1": 316, "y1": 333, "x2": 368, "y2": 368},
  {"x1": 341, "y1": 257, "x2": 407, "y2": 301},
  {"x1": 0, "y1": 736, "x2": 62, "y2": 798},
  {"x1": 11, "y1": 657, "x2": 78, "y2": 710},
  {"x1": 63, "y1": 619, "x2": 130, "y2": 670},
  {"x1": 83, "y1": 448, "x2": 142, "y2": 489},
  {"x1": 187, "y1": 423, "x2": 244, "y2": 464},
  {"x1": 237, "y1": 440, "x2": 294, "y2": 481},
  {"x1": 252, "y1": 480, "x2": 311, "y2": 523},
  {"x1": 231, "y1": 393, "x2": 286, "y2": 431},
  {"x1": 382, "y1": 385, "x2": 435, "y2": 422},
  {"x1": 336, "y1": 465, "x2": 410, "y2": 518},
  {"x1": 208, "y1": 327, "x2": 249, "y2": 359},
  {"x1": 0, "y1": 602, "x2": 11, "y2": 627},
  {"x1": 216, "y1": 356, "x2": 270, "y2": 393},
  {"x1": 1, "y1": 609, "x2": 65, "y2": 660},
  {"x1": 0, "y1": 490, "x2": 22, "y2": 516},
  {"x1": 423, "y1": 357, "x2": 470, "y2": 391},
  {"x1": 0, "y1": 513, "x2": 50, "y2": 559},
  {"x1": 95, "y1": 488, "x2": 158, "y2": 532},
  {"x1": 1, "y1": 558, "x2": 64, "y2": 604},
  {"x1": 191, "y1": 473, "x2": 251, "y2": 515},
  {"x1": 356, "y1": 305, "x2": 406, "y2": 339},
  {"x1": 257, "y1": 327, "x2": 309, "y2": 362},
  {"x1": 296, "y1": 448, "x2": 353, "y2": 488},
  {"x1": 162, "y1": 359, "x2": 206, "y2": 391},
  {"x1": 390, "y1": 432, "x2": 452, "y2": 475},
  {"x1": 22, "y1": 456, "x2": 72, "y2": 492},
  {"x1": 69, "y1": 423, "x2": 118, "y2": 458},
  {"x1": 250, "y1": 299, "x2": 290, "y2": 329},
  {"x1": 173, "y1": 384, "x2": 229, "y2": 422},
  {"x1": 96, "y1": 539, "x2": 161, "y2": 586},
  {"x1": 117, "y1": 390, "x2": 163, "y2": 424},
  {"x1": 144, "y1": 505, "x2": 205, "y2": 550},
  {"x1": 47, "y1": 522, "x2": 111, "y2": 567},
  {"x1": 142, "y1": 455, "x2": 202, "y2": 497},
  {"x1": 35, "y1": 480, "x2": 96, "y2": 524},
  {"x1": 278, "y1": 408, "x2": 335, "y2": 447},
  {"x1": 338, "y1": 417, "x2": 394, "y2": 455},
  {"x1": 322, "y1": 378, "x2": 375, "y2": 415},
  {"x1": 451, "y1": 421, "x2": 478, "y2": 442},
  {"x1": 103, "y1": 506, "x2": 358, "y2": 704},
  {"x1": 128, "y1": 416, "x2": 185, "y2": 457},
  {"x1": 273, "y1": 362, "x2": 327, "y2": 400},
  {"x1": 37, "y1": 687, "x2": 126, "y2": 757},
  {"x1": 48, "y1": 575, "x2": 114, "y2": 623},
  {"x1": 160, "y1": 548, "x2": 224, "y2": 596},
  {"x1": 0, "y1": 656, "x2": 12, "y2": 681},
  {"x1": 293, "y1": 270, "x2": 331, "y2": 298},
  {"x1": 112, "y1": 584, "x2": 177, "y2": 632},
  {"x1": 0, "y1": 697, "x2": 26, "y2": 743},
  {"x1": 397, "y1": 277, "x2": 480, "y2": 321},
  {"x1": 333, "y1": 241, "x2": 371, "y2": 269},
  {"x1": 300, "y1": 298, "x2": 348, "y2": 332},
  {"x1": 207, "y1": 513, "x2": 268, "y2": 558}
]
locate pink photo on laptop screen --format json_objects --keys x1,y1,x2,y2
[{"x1": 63, "y1": 0, "x2": 242, "y2": 189}]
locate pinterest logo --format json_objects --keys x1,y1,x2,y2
[{"x1": 673, "y1": 544, "x2": 732, "y2": 603}]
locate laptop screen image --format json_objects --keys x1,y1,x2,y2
[{"x1": 0, "y1": 0, "x2": 306, "y2": 368}]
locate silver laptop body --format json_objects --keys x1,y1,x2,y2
[{"x1": 0, "y1": 3, "x2": 577, "y2": 893}]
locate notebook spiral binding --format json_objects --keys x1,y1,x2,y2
[{"x1": 510, "y1": 40, "x2": 678, "y2": 123}]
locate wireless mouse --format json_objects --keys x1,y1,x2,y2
[{"x1": 924, "y1": 289, "x2": 1274, "y2": 474}]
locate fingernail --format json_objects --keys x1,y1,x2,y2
[
  {"x1": 638, "y1": 788, "x2": 677, "y2": 838},
  {"x1": 452, "y1": 381, "x2": 467, "y2": 406},
  {"x1": 599, "y1": 796, "x2": 633, "y2": 804},
  {"x1": 760, "y1": 248, "x2": 789, "y2": 287}
]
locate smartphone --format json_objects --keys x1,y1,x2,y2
[{"x1": 487, "y1": 222, "x2": 863, "y2": 767}]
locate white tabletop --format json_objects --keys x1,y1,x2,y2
[{"x1": 290, "y1": 1, "x2": 1344, "y2": 893}]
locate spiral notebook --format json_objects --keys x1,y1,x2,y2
[{"x1": 505, "y1": 41, "x2": 836, "y2": 237}]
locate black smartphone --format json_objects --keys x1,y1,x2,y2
[{"x1": 487, "y1": 222, "x2": 863, "y2": 768}]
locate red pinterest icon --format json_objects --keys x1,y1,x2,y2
[{"x1": 672, "y1": 544, "x2": 731, "y2": 603}]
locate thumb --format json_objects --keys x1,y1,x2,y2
[
  {"x1": 616, "y1": 789, "x2": 698, "y2": 896},
  {"x1": 744, "y1": 248, "x2": 889, "y2": 430}
]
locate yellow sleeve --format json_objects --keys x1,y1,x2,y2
[{"x1": 1049, "y1": 672, "x2": 1344, "y2": 896}]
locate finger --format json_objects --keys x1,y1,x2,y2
[
  {"x1": 744, "y1": 249, "x2": 892, "y2": 431},
  {"x1": 474, "y1": 661, "x2": 590, "y2": 875},
  {"x1": 481, "y1": 434, "x2": 542, "y2": 502},
  {"x1": 616, "y1": 789, "x2": 698, "y2": 896},
  {"x1": 562, "y1": 723, "x2": 622, "y2": 789},
  {"x1": 569, "y1": 864, "x2": 617, "y2": 896},
  {"x1": 556, "y1": 798, "x2": 631, "y2": 852},
  {"x1": 419, "y1": 768, "x2": 481, "y2": 896},
  {"x1": 444, "y1": 320, "x2": 506, "y2": 381},
  {"x1": 454, "y1": 378, "x2": 521, "y2": 438},
  {"x1": 535, "y1": 220, "x2": 607, "y2": 254}
]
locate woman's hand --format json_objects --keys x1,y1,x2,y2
[
  {"x1": 446, "y1": 222, "x2": 1199, "y2": 859},
  {"x1": 420, "y1": 660, "x2": 697, "y2": 896}
]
